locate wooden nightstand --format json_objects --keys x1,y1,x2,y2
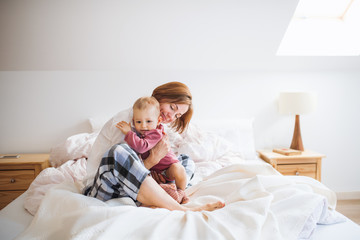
[
  {"x1": 0, "y1": 153, "x2": 50, "y2": 209},
  {"x1": 257, "y1": 150, "x2": 325, "y2": 181}
]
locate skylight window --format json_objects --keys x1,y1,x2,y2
[{"x1": 277, "y1": 0, "x2": 360, "y2": 56}]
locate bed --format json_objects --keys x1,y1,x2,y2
[{"x1": 0, "y1": 117, "x2": 359, "y2": 240}]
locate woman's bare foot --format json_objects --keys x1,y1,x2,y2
[
  {"x1": 141, "y1": 201, "x2": 225, "y2": 212},
  {"x1": 137, "y1": 176, "x2": 224, "y2": 212},
  {"x1": 187, "y1": 201, "x2": 225, "y2": 212}
]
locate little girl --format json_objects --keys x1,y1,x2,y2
[{"x1": 116, "y1": 96, "x2": 188, "y2": 204}]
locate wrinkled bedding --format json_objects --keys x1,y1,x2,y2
[
  {"x1": 24, "y1": 158, "x2": 87, "y2": 215},
  {"x1": 19, "y1": 162, "x2": 344, "y2": 240},
  {"x1": 21, "y1": 123, "x2": 345, "y2": 240}
]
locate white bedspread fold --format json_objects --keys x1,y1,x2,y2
[{"x1": 16, "y1": 162, "x2": 342, "y2": 240}]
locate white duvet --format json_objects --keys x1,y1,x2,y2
[
  {"x1": 20, "y1": 123, "x2": 344, "y2": 240},
  {"x1": 19, "y1": 160, "x2": 343, "y2": 240}
]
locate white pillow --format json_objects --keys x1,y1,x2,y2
[
  {"x1": 175, "y1": 123, "x2": 233, "y2": 162},
  {"x1": 49, "y1": 132, "x2": 98, "y2": 167},
  {"x1": 192, "y1": 118, "x2": 257, "y2": 160},
  {"x1": 88, "y1": 116, "x2": 257, "y2": 160}
]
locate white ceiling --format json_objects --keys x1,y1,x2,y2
[{"x1": 0, "y1": 0, "x2": 359, "y2": 71}]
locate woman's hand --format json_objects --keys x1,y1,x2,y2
[
  {"x1": 143, "y1": 135, "x2": 170, "y2": 170},
  {"x1": 151, "y1": 171, "x2": 166, "y2": 184},
  {"x1": 116, "y1": 121, "x2": 131, "y2": 135}
]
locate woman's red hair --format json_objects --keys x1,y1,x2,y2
[{"x1": 152, "y1": 82, "x2": 193, "y2": 134}]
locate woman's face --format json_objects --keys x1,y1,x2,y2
[{"x1": 159, "y1": 102, "x2": 189, "y2": 124}]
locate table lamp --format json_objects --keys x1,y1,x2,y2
[{"x1": 278, "y1": 92, "x2": 317, "y2": 151}]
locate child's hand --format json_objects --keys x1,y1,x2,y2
[{"x1": 116, "y1": 121, "x2": 131, "y2": 135}]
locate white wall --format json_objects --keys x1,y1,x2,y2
[
  {"x1": 0, "y1": 1, "x2": 359, "y2": 193},
  {"x1": 0, "y1": 0, "x2": 297, "y2": 71},
  {"x1": 1, "y1": 71, "x2": 360, "y2": 193}
]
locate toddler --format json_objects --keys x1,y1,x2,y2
[{"x1": 116, "y1": 96, "x2": 188, "y2": 204}]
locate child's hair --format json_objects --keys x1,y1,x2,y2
[{"x1": 133, "y1": 96, "x2": 160, "y2": 115}]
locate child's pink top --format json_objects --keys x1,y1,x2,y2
[{"x1": 124, "y1": 124, "x2": 179, "y2": 173}]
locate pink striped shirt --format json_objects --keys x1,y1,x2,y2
[{"x1": 124, "y1": 124, "x2": 179, "y2": 173}]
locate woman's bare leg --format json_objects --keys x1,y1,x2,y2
[{"x1": 137, "y1": 176, "x2": 225, "y2": 211}]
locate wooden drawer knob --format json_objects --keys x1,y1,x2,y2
[
  {"x1": 10, "y1": 178, "x2": 16, "y2": 183},
  {"x1": 295, "y1": 171, "x2": 300, "y2": 176}
]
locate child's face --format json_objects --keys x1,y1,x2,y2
[{"x1": 133, "y1": 106, "x2": 160, "y2": 135}]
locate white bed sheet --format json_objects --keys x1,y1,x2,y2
[
  {"x1": 314, "y1": 216, "x2": 360, "y2": 239},
  {"x1": 1, "y1": 182, "x2": 360, "y2": 240},
  {"x1": 0, "y1": 193, "x2": 33, "y2": 240}
]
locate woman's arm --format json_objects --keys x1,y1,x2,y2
[{"x1": 143, "y1": 135, "x2": 170, "y2": 170}]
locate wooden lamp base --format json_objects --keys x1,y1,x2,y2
[{"x1": 290, "y1": 115, "x2": 304, "y2": 151}]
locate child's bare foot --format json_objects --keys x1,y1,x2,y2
[
  {"x1": 181, "y1": 194, "x2": 189, "y2": 204},
  {"x1": 160, "y1": 183, "x2": 189, "y2": 204}
]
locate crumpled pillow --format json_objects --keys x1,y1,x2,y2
[
  {"x1": 171, "y1": 123, "x2": 234, "y2": 163},
  {"x1": 49, "y1": 132, "x2": 98, "y2": 167}
]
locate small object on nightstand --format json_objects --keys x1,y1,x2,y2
[
  {"x1": 273, "y1": 148, "x2": 302, "y2": 156},
  {"x1": 0, "y1": 155, "x2": 20, "y2": 159}
]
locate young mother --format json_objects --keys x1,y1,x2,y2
[{"x1": 83, "y1": 82, "x2": 224, "y2": 211}]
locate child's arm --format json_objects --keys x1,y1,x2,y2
[{"x1": 125, "y1": 129, "x2": 163, "y2": 154}]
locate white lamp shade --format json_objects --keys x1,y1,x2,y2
[{"x1": 278, "y1": 92, "x2": 317, "y2": 115}]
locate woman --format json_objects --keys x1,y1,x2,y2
[{"x1": 83, "y1": 82, "x2": 225, "y2": 211}]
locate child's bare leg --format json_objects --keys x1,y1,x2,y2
[
  {"x1": 166, "y1": 162, "x2": 187, "y2": 190},
  {"x1": 137, "y1": 176, "x2": 224, "y2": 211}
]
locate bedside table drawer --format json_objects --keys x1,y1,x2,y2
[
  {"x1": 0, "y1": 170, "x2": 35, "y2": 190},
  {"x1": 277, "y1": 164, "x2": 316, "y2": 179},
  {"x1": 0, "y1": 191, "x2": 24, "y2": 209},
  {"x1": 0, "y1": 153, "x2": 50, "y2": 210}
]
